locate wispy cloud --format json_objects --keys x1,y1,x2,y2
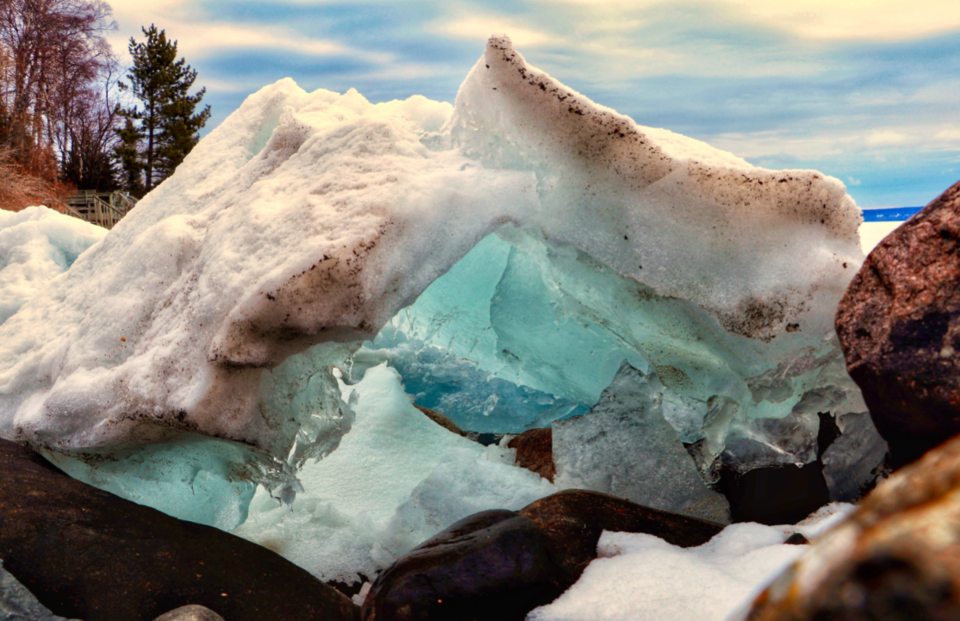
[
  {"x1": 533, "y1": 0, "x2": 960, "y2": 41},
  {"x1": 865, "y1": 130, "x2": 911, "y2": 147},
  {"x1": 432, "y1": 14, "x2": 556, "y2": 48}
]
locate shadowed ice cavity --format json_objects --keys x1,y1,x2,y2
[{"x1": 354, "y1": 226, "x2": 871, "y2": 486}]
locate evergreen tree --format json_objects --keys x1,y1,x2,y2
[
  {"x1": 116, "y1": 25, "x2": 210, "y2": 195},
  {"x1": 113, "y1": 117, "x2": 144, "y2": 197}
]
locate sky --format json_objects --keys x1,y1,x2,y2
[{"x1": 103, "y1": 0, "x2": 960, "y2": 208}]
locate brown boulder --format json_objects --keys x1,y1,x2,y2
[
  {"x1": 362, "y1": 490, "x2": 724, "y2": 621},
  {"x1": 0, "y1": 439, "x2": 358, "y2": 621},
  {"x1": 518, "y1": 489, "x2": 725, "y2": 584},
  {"x1": 507, "y1": 428, "x2": 556, "y2": 481},
  {"x1": 742, "y1": 432, "x2": 960, "y2": 621},
  {"x1": 836, "y1": 180, "x2": 960, "y2": 467},
  {"x1": 414, "y1": 405, "x2": 466, "y2": 436},
  {"x1": 361, "y1": 510, "x2": 561, "y2": 621}
]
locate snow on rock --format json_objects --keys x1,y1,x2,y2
[
  {"x1": 0, "y1": 36, "x2": 866, "y2": 525},
  {"x1": 527, "y1": 503, "x2": 854, "y2": 621},
  {"x1": 0, "y1": 206, "x2": 106, "y2": 325}
]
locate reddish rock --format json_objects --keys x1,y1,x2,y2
[
  {"x1": 361, "y1": 510, "x2": 561, "y2": 621},
  {"x1": 414, "y1": 405, "x2": 466, "y2": 436},
  {"x1": 363, "y1": 490, "x2": 724, "y2": 621},
  {"x1": 836, "y1": 180, "x2": 960, "y2": 467},
  {"x1": 742, "y1": 432, "x2": 960, "y2": 621},
  {"x1": 519, "y1": 489, "x2": 724, "y2": 584},
  {"x1": 508, "y1": 428, "x2": 556, "y2": 481}
]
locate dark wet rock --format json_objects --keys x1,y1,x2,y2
[
  {"x1": 327, "y1": 574, "x2": 372, "y2": 601},
  {"x1": 464, "y1": 431, "x2": 506, "y2": 446},
  {"x1": 363, "y1": 490, "x2": 724, "y2": 621},
  {"x1": 718, "y1": 461, "x2": 831, "y2": 525},
  {"x1": 836, "y1": 180, "x2": 960, "y2": 468},
  {"x1": 742, "y1": 432, "x2": 960, "y2": 621},
  {"x1": 152, "y1": 605, "x2": 225, "y2": 621},
  {"x1": 414, "y1": 405, "x2": 466, "y2": 437},
  {"x1": 0, "y1": 560, "x2": 77, "y2": 621},
  {"x1": 783, "y1": 533, "x2": 809, "y2": 545},
  {"x1": 361, "y1": 509, "x2": 561, "y2": 621},
  {"x1": 816, "y1": 411, "x2": 842, "y2": 454},
  {"x1": 519, "y1": 489, "x2": 724, "y2": 583},
  {"x1": 507, "y1": 428, "x2": 555, "y2": 482},
  {"x1": 0, "y1": 439, "x2": 358, "y2": 621}
]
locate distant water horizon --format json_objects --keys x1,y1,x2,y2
[{"x1": 861, "y1": 207, "x2": 923, "y2": 222}]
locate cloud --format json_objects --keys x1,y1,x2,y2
[
  {"x1": 431, "y1": 14, "x2": 557, "y2": 48},
  {"x1": 935, "y1": 128, "x2": 960, "y2": 142},
  {"x1": 106, "y1": 0, "x2": 388, "y2": 64},
  {"x1": 864, "y1": 130, "x2": 910, "y2": 147},
  {"x1": 533, "y1": 0, "x2": 960, "y2": 41}
]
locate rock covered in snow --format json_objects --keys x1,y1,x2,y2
[
  {"x1": 742, "y1": 433, "x2": 960, "y2": 621},
  {"x1": 0, "y1": 35, "x2": 870, "y2": 525},
  {"x1": 518, "y1": 490, "x2": 724, "y2": 584},
  {"x1": 837, "y1": 179, "x2": 960, "y2": 468},
  {"x1": 529, "y1": 504, "x2": 852, "y2": 621}
]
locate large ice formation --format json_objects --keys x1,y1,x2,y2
[
  {"x1": 0, "y1": 206, "x2": 106, "y2": 325},
  {"x1": 0, "y1": 36, "x2": 870, "y2": 538}
]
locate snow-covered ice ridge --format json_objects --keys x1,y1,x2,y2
[
  {"x1": 0, "y1": 37, "x2": 866, "y2": 527},
  {"x1": 0, "y1": 206, "x2": 106, "y2": 325}
]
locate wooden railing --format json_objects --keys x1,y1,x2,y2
[{"x1": 63, "y1": 191, "x2": 139, "y2": 229}]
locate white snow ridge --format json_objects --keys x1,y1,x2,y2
[{"x1": 0, "y1": 33, "x2": 865, "y2": 549}]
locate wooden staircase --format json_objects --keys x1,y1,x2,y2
[{"x1": 63, "y1": 191, "x2": 138, "y2": 229}]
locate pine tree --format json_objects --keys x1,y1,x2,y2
[
  {"x1": 116, "y1": 25, "x2": 210, "y2": 195},
  {"x1": 114, "y1": 117, "x2": 144, "y2": 197}
]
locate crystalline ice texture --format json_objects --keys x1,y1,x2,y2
[{"x1": 553, "y1": 361, "x2": 731, "y2": 523}]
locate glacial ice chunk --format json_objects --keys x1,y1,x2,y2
[
  {"x1": 0, "y1": 35, "x2": 870, "y2": 522},
  {"x1": 553, "y1": 361, "x2": 730, "y2": 523}
]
